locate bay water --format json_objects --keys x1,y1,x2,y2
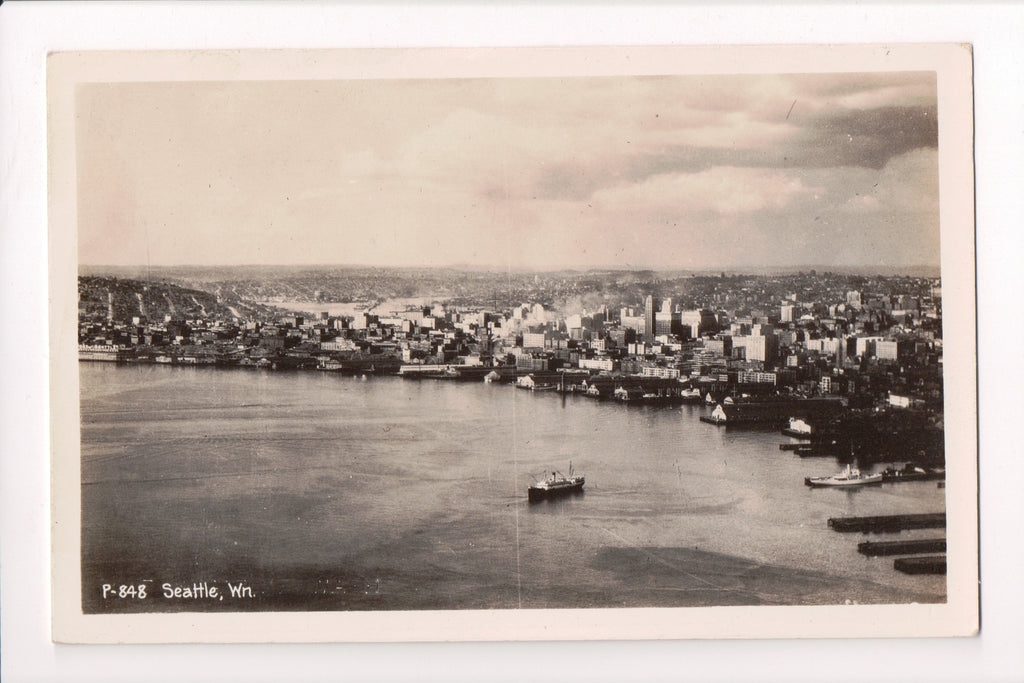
[{"x1": 79, "y1": 363, "x2": 946, "y2": 612}]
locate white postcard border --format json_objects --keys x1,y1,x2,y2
[{"x1": 47, "y1": 44, "x2": 978, "y2": 644}]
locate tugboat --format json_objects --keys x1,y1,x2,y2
[
  {"x1": 805, "y1": 463, "x2": 883, "y2": 488},
  {"x1": 528, "y1": 463, "x2": 585, "y2": 502}
]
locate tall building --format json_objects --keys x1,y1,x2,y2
[
  {"x1": 855, "y1": 335, "x2": 884, "y2": 358},
  {"x1": 621, "y1": 313, "x2": 645, "y2": 334},
  {"x1": 682, "y1": 309, "x2": 718, "y2": 339},
  {"x1": 654, "y1": 310, "x2": 674, "y2": 336},
  {"x1": 644, "y1": 295, "x2": 655, "y2": 341},
  {"x1": 733, "y1": 333, "x2": 779, "y2": 364}
]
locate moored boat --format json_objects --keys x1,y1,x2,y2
[
  {"x1": 805, "y1": 464, "x2": 883, "y2": 488},
  {"x1": 781, "y1": 417, "x2": 813, "y2": 438},
  {"x1": 528, "y1": 463, "x2": 585, "y2": 501},
  {"x1": 880, "y1": 463, "x2": 946, "y2": 483},
  {"x1": 679, "y1": 387, "x2": 703, "y2": 403}
]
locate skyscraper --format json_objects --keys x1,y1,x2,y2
[{"x1": 644, "y1": 295, "x2": 655, "y2": 341}]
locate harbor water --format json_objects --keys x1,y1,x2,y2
[{"x1": 79, "y1": 363, "x2": 946, "y2": 612}]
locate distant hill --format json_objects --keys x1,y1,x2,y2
[
  {"x1": 79, "y1": 265, "x2": 941, "y2": 321},
  {"x1": 79, "y1": 265, "x2": 672, "y2": 312},
  {"x1": 78, "y1": 276, "x2": 284, "y2": 323}
]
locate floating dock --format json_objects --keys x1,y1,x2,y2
[
  {"x1": 778, "y1": 442, "x2": 829, "y2": 456},
  {"x1": 796, "y1": 448, "x2": 831, "y2": 458},
  {"x1": 893, "y1": 555, "x2": 947, "y2": 575},
  {"x1": 857, "y1": 538, "x2": 946, "y2": 556},
  {"x1": 828, "y1": 513, "x2": 946, "y2": 534}
]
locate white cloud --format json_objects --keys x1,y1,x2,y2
[
  {"x1": 874, "y1": 147, "x2": 940, "y2": 214},
  {"x1": 842, "y1": 194, "x2": 883, "y2": 213},
  {"x1": 833, "y1": 83, "x2": 939, "y2": 110},
  {"x1": 76, "y1": 73, "x2": 940, "y2": 269},
  {"x1": 590, "y1": 167, "x2": 817, "y2": 216}
]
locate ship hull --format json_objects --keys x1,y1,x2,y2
[
  {"x1": 527, "y1": 481, "x2": 584, "y2": 502},
  {"x1": 804, "y1": 475, "x2": 883, "y2": 487},
  {"x1": 880, "y1": 467, "x2": 945, "y2": 483}
]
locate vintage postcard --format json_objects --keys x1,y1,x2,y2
[{"x1": 49, "y1": 45, "x2": 978, "y2": 643}]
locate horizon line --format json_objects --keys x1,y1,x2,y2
[{"x1": 79, "y1": 263, "x2": 942, "y2": 275}]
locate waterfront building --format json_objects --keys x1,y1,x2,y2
[
  {"x1": 515, "y1": 355, "x2": 550, "y2": 372},
  {"x1": 640, "y1": 365, "x2": 681, "y2": 380},
  {"x1": 889, "y1": 393, "x2": 925, "y2": 409},
  {"x1": 515, "y1": 371, "x2": 567, "y2": 389},
  {"x1": 612, "y1": 377, "x2": 687, "y2": 402},
  {"x1": 579, "y1": 357, "x2": 615, "y2": 372},
  {"x1": 737, "y1": 370, "x2": 777, "y2": 385},
  {"x1": 78, "y1": 344, "x2": 133, "y2": 362},
  {"x1": 319, "y1": 338, "x2": 357, "y2": 352},
  {"x1": 707, "y1": 397, "x2": 844, "y2": 425}
]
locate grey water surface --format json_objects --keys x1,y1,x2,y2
[{"x1": 80, "y1": 363, "x2": 946, "y2": 612}]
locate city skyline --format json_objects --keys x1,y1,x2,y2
[{"x1": 76, "y1": 72, "x2": 940, "y2": 271}]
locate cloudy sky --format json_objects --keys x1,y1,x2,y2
[{"x1": 76, "y1": 72, "x2": 939, "y2": 270}]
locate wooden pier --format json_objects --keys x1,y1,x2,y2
[
  {"x1": 857, "y1": 538, "x2": 946, "y2": 556},
  {"x1": 894, "y1": 555, "x2": 947, "y2": 575},
  {"x1": 828, "y1": 512, "x2": 946, "y2": 533}
]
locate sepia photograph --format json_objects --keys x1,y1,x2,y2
[{"x1": 46, "y1": 45, "x2": 978, "y2": 643}]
